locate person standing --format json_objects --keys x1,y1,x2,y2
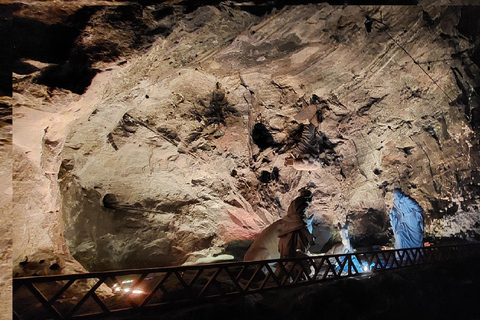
[{"x1": 278, "y1": 188, "x2": 315, "y2": 259}]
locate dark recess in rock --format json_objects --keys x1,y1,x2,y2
[
  {"x1": 364, "y1": 16, "x2": 373, "y2": 33},
  {"x1": 400, "y1": 146, "x2": 414, "y2": 155},
  {"x1": 13, "y1": 18, "x2": 80, "y2": 63},
  {"x1": 12, "y1": 7, "x2": 98, "y2": 94},
  {"x1": 65, "y1": 5, "x2": 98, "y2": 23},
  {"x1": 157, "y1": 125, "x2": 179, "y2": 142},
  {"x1": 19, "y1": 257, "x2": 28, "y2": 266},
  {"x1": 453, "y1": 7, "x2": 480, "y2": 131},
  {"x1": 252, "y1": 123, "x2": 276, "y2": 150},
  {"x1": 13, "y1": 4, "x2": 178, "y2": 94},
  {"x1": 12, "y1": 60, "x2": 39, "y2": 75},
  {"x1": 318, "y1": 237, "x2": 337, "y2": 254},
  {"x1": 357, "y1": 208, "x2": 389, "y2": 241},
  {"x1": 350, "y1": 233, "x2": 390, "y2": 248},
  {"x1": 446, "y1": 202, "x2": 459, "y2": 215},
  {"x1": 456, "y1": 6, "x2": 480, "y2": 43},
  {"x1": 310, "y1": 94, "x2": 324, "y2": 106},
  {"x1": 103, "y1": 193, "x2": 118, "y2": 209},
  {"x1": 58, "y1": 159, "x2": 74, "y2": 180},
  {"x1": 471, "y1": 45, "x2": 480, "y2": 70},
  {"x1": 224, "y1": 240, "x2": 253, "y2": 261},
  {"x1": 237, "y1": 4, "x2": 278, "y2": 17},
  {"x1": 357, "y1": 96, "x2": 385, "y2": 116},
  {"x1": 0, "y1": 6, "x2": 13, "y2": 96},
  {"x1": 429, "y1": 198, "x2": 458, "y2": 219},
  {"x1": 146, "y1": 24, "x2": 172, "y2": 38},
  {"x1": 49, "y1": 263, "x2": 60, "y2": 271},
  {"x1": 150, "y1": 5, "x2": 174, "y2": 20},
  {"x1": 258, "y1": 170, "x2": 271, "y2": 183},
  {"x1": 470, "y1": 96, "x2": 480, "y2": 129},
  {"x1": 34, "y1": 52, "x2": 98, "y2": 94},
  {"x1": 271, "y1": 166, "x2": 279, "y2": 181},
  {"x1": 422, "y1": 10, "x2": 434, "y2": 27}
]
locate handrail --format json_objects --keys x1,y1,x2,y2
[{"x1": 13, "y1": 243, "x2": 480, "y2": 320}]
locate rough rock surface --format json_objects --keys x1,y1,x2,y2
[
  {"x1": 0, "y1": 99, "x2": 12, "y2": 318},
  {"x1": 11, "y1": 2, "x2": 480, "y2": 272}
]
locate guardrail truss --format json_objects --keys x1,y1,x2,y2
[{"x1": 13, "y1": 243, "x2": 480, "y2": 320}]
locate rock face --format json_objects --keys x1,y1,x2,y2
[
  {"x1": 12, "y1": 2, "x2": 480, "y2": 272},
  {"x1": 0, "y1": 100, "x2": 12, "y2": 317}
]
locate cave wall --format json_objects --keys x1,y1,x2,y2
[
  {"x1": 0, "y1": 100, "x2": 12, "y2": 317},
  {"x1": 11, "y1": 2, "x2": 480, "y2": 272}
]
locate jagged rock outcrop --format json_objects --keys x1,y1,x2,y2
[{"x1": 12, "y1": 2, "x2": 480, "y2": 272}]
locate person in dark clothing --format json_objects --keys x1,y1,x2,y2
[
  {"x1": 277, "y1": 188, "x2": 315, "y2": 280},
  {"x1": 278, "y1": 188, "x2": 315, "y2": 259}
]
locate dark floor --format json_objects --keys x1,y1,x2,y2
[{"x1": 112, "y1": 256, "x2": 480, "y2": 320}]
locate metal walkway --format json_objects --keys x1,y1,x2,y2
[{"x1": 13, "y1": 243, "x2": 480, "y2": 320}]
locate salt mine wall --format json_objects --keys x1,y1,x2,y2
[{"x1": 10, "y1": 1, "x2": 480, "y2": 274}]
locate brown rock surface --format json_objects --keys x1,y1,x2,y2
[
  {"x1": 0, "y1": 99, "x2": 12, "y2": 319},
  {"x1": 11, "y1": 2, "x2": 480, "y2": 272}
]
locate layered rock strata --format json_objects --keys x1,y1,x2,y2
[{"x1": 11, "y1": 2, "x2": 480, "y2": 272}]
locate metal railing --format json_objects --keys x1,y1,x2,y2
[{"x1": 13, "y1": 243, "x2": 480, "y2": 320}]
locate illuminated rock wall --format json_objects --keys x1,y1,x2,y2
[{"x1": 12, "y1": 3, "x2": 480, "y2": 272}]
